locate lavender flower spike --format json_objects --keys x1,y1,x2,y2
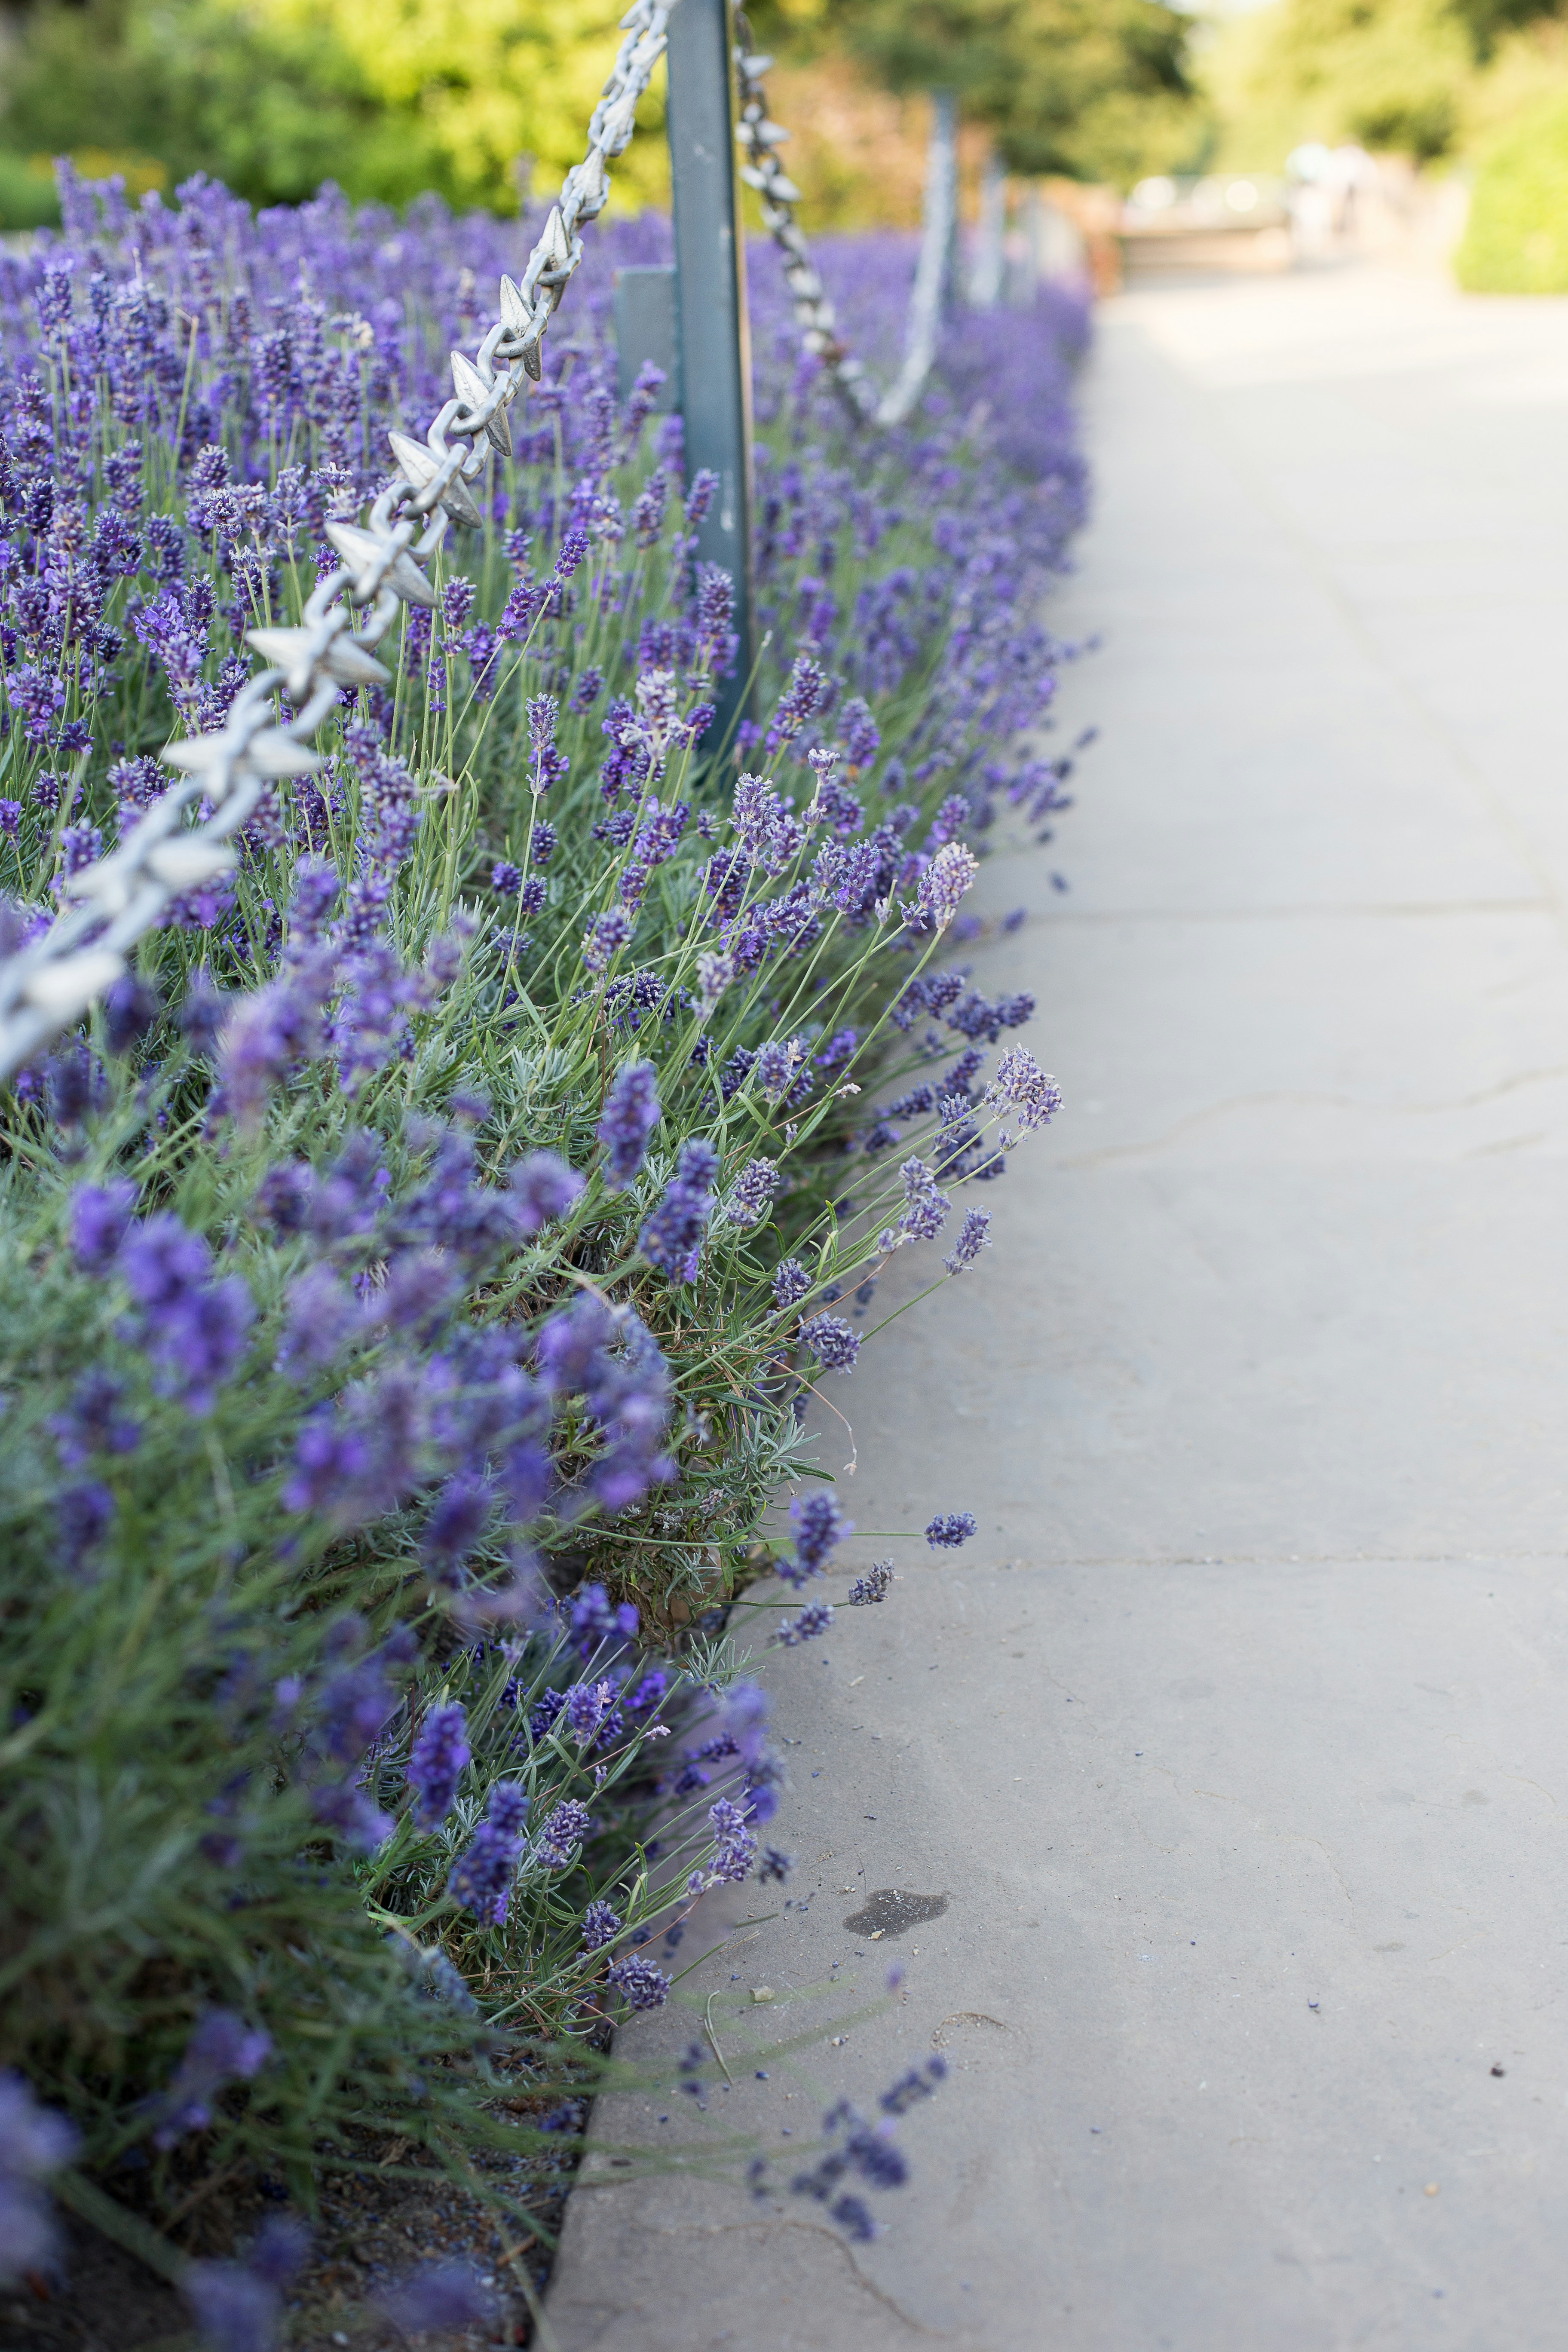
[
  {"x1": 148, "y1": 2010, "x2": 272, "y2": 2149},
  {"x1": 69, "y1": 1179, "x2": 136, "y2": 1272},
  {"x1": 580, "y1": 1899, "x2": 623, "y2": 1952},
  {"x1": 407, "y1": 1703, "x2": 470, "y2": 1828},
  {"x1": 726, "y1": 1157, "x2": 780, "y2": 1230},
  {"x1": 915, "y1": 842, "x2": 979, "y2": 931},
  {"x1": 799, "y1": 1312, "x2": 860, "y2": 1375},
  {"x1": 378, "y1": 2264, "x2": 497, "y2": 2338},
  {"x1": 449, "y1": 1781, "x2": 530, "y2": 1926},
  {"x1": 0, "y1": 2072, "x2": 78, "y2": 2283},
  {"x1": 925, "y1": 1513, "x2": 977, "y2": 1550},
  {"x1": 184, "y1": 2218, "x2": 308, "y2": 2352},
  {"x1": 984, "y1": 1048, "x2": 1063, "y2": 1132},
  {"x1": 511, "y1": 1149, "x2": 585, "y2": 1236},
  {"x1": 536, "y1": 1799, "x2": 593, "y2": 1868},
  {"x1": 606, "y1": 1952, "x2": 671, "y2": 2010},
  {"x1": 597, "y1": 1062, "x2": 661, "y2": 1190},
  {"x1": 778, "y1": 1601, "x2": 835, "y2": 1645},
  {"x1": 944, "y1": 1207, "x2": 992, "y2": 1274},
  {"x1": 772, "y1": 1258, "x2": 812, "y2": 1309},
  {"x1": 785, "y1": 1491, "x2": 852, "y2": 1583}
]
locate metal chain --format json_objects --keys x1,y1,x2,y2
[
  {"x1": 0, "y1": 0, "x2": 675, "y2": 1083},
  {"x1": 732, "y1": 14, "x2": 956, "y2": 431},
  {"x1": 732, "y1": 14, "x2": 877, "y2": 426}
]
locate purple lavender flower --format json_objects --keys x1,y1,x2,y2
[
  {"x1": 767, "y1": 652, "x2": 826, "y2": 753},
  {"x1": 605, "y1": 1952, "x2": 671, "y2": 2010},
  {"x1": 707, "y1": 1794, "x2": 756, "y2": 1883},
  {"x1": 628, "y1": 1667, "x2": 668, "y2": 1714},
  {"x1": 312, "y1": 1627, "x2": 409, "y2": 1767},
  {"x1": 758, "y1": 1847, "x2": 793, "y2": 1883},
  {"x1": 0, "y1": 2071, "x2": 78, "y2": 2283},
  {"x1": 772, "y1": 1259, "x2": 811, "y2": 1310},
  {"x1": 583, "y1": 908, "x2": 634, "y2": 972},
  {"x1": 925, "y1": 1513, "x2": 977, "y2": 1549},
  {"x1": 753, "y1": 1038, "x2": 804, "y2": 1102},
  {"x1": 377, "y1": 2264, "x2": 496, "y2": 2338},
  {"x1": 407, "y1": 1703, "x2": 470, "y2": 1828},
  {"x1": 48, "y1": 1372, "x2": 140, "y2": 1466},
  {"x1": 881, "y1": 2055, "x2": 948, "y2": 2114},
  {"x1": 778, "y1": 1601, "x2": 835, "y2": 1645},
  {"x1": 639, "y1": 1137, "x2": 717, "y2": 1279},
  {"x1": 840, "y1": 697, "x2": 881, "y2": 770},
  {"x1": 56, "y1": 1480, "x2": 114, "y2": 1578},
  {"x1": 564, "y1": 1680, "x2": 619, "y2": 1745},
  {"x1": 122, "y1": 1235, "x2": 254, "y2": 1415},
  {"x1": 421, "y1": 1476, "x2": 492, "y2": 1581},
  {"x1": 944, "y1": 1208, "x2": 992, "y2": 1274},
  {"x1": 569, "y1": 1581, "x2": 641, "y2": 1653},
  {"x1": 491, "y1": 860, "x2": 523, "y2": 896},
  {"x1": 786, "y1": 1491, "x2": 851, "y2": 1583},
  {"x1": 147, "y1": 2010, "x2": 272, "y2": 2149},
  {"x1": 525, "y1": 692, "x2": 570, "y2": 794},
  {"x1": 104, "y1": 974, "x2": 161, "y2": 1057},
  {"x1": 8, "y1": 663, "x2": 64, "y2": 744},
  {"x1": 684, "y1": 469, "x2": 719, "y2": 525},
  {"x1": 273, "y1": 1264, "x2": 359, "y2": 1377},
  {"x1": 309, "y1": 1775, "x2": 393, "y2": 1854},
  {"x1": 597, "y1": 1062, "x2": 660, "y2": 1190},
  {"x1": 898, "y1": 1156, "x2": 951, "y2": 1243},
  {"x1": 910, "y1": 842, "x2": 978, "y2": 932},
  {"x1": 695, "y1": 949, "x2": 735, "y2": 1014},
  {"x1": 985, "y1": 1048, "x2": 1063, "y2": 1131},
  {"x1": 69, "y1": 1179, "x2": 135, "y2": 1271},
  {"x1": 830, "y1": 2196, "x2": 878, "y2": 2240},
  {"x1": 799, "y1": 1313, "x2": 860, "y2": 1376},
  {"x1": 536, "y1": 1800, "x2": 593, "y2": 1868},
  {"x1": 183, "y1": 2219, "x2": 308, "y2": 2352},
  {"x1": 847, "y1": 1562, "x2": 894, "y2": 1606},
  {"x1": 282, "y1": 1415, "x2": 371, "y2": 1518},
  {"x1": 448, "y1": 1780, "x2": 530, "y2": 1926},
  {"x1": 58, "y1": 822, "x2": 103, "y2": 879},
  {"x1": 580, "y1": 1899, "x2": 624, "y2": 1952},
  {"x1": 725, "y1": 1157, "x2": 779, "y2": 1229}
]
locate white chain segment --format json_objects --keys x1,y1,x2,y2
[
  {"x1": 0, "y1": 0, "x2": 677, "y2": 1081},
  {"x1": 733, "y1": 21, "x2": 952, "y2": 430}
]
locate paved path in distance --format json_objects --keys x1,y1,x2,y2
[{"x1": 546, "y1": 264, "x2": 1568, "y2": 2352}]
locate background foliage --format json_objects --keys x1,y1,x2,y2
[
  {"x1": 0, "y1": 0, "x2": 1210, "y2": 225},
  {"x1": 1198, "y1": 0, "x2": 1568, "y2": 291}
]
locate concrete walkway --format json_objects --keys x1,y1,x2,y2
[{"x1": 546, "y1": 265, "x2": 1568, "y2": 2352}]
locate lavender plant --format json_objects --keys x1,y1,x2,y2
[{"x1": 0, "y1": 156, "x2": 1085, "y2": 2296}]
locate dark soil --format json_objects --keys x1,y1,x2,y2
[{"x1": 1, "y1": 2145, "x2": 576, "y2": 2351}]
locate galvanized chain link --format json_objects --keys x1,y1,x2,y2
[
  {"x1": 732, "y1": 13, "x2": 956, "y2": 431},
  {"x1": 0, "y1": 0, "x2": 675, "y2": 1082},
  {"x1": 732, "y1": 13, "x2": 877, "y2": 426}
]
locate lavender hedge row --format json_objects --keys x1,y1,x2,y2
[{"x1": 0, "y1": 162, "x2": 1087, "y2": 2330}]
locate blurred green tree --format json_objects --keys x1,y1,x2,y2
[
  {"x1": 0, "y1": 0, "x2": 671, "y2": 213},
  {"x1": 795, "y1": 0, "x2": 1202, "y2": 184}
]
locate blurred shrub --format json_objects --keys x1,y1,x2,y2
[
  {"x1": 0, "y1": 150, "x2": 62, "y2": 232},
  {"x1": 1455, "y1": 87, "x2": 1568, "y2": 287},
  {"x1": 0, "y1": 0, "x2": 671, "y2": 214}
]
